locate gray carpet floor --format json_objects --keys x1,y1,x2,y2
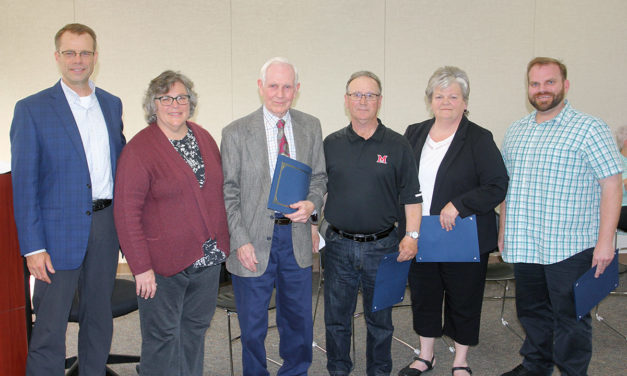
[{"x1": 66, "y1": 265, "x2": 627, "y2": 375}]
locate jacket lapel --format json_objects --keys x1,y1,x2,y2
[
  {"x1": 413, "y1": 119, "x2": 434, "y2": 159},
  {"x1": 95, "y1": 88, "x2": 118, "y2": 173},
  {"x1": 290, "y1": 109, "x2": 311, "y2": 165},
  {"x1": 431, "y1": 116, "x2": 469, "y2": 210},
  {"x1": 50, "y1": 81, "x2": 89, "y2": 169},
  {"x1": 246, "y1": 108, "x2": 272, "y2": 186}
]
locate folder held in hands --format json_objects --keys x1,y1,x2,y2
[
  {"x1": 416, "y1": 215, "x2": 480, "y2": 262},
  {"x1": 267, "y1": 155, "x2": 312, "y2": 214},
  {"x1": 372, "y1": 252, "x2": 411, "y2": 312}
]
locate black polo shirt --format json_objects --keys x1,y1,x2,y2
[{"x1": 323, "y1": 119, "x2": 422, "y2": 234}]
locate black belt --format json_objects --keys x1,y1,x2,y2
[
  {"x1": 92, "y1": 199, "x2": 112, "y2": 212},
  {"x1": 329, "y1": 225, "x2": 395, "y2": 243},
  {"x1": 274, "y1": 217, "x2": 292, "y2": 225}
]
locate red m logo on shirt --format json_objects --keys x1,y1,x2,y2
[{"x1": 377, "y1": 154, "x2": 388, "y2": 164}]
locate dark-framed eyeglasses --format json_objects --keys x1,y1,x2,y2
[
  {"x1": 347, "y1": 92, "x2": 381, "y2": 102},
  {"x1": 154, "y1": 95, "x2": 191, "y2": 106},
  {"x1": 59, "y1": 50, "x2": 95, "y2": 58}
]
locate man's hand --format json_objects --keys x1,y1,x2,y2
[
  {"x1": 26, "y1": 252, "x2": 55, "y2": 284},
  {"x1": 312, "y1": 224, "x2": 320, "y2": 254},
  {"x1": 135, "y1": 269, "x2": 157, "y2": 299},
  {"x1": 285, "y1": 200, "x2": 315, "y2": 223},
  {"x1": 398, "y1": 236, "x2": 418, "y2": 262},
  {"x1": 592, "y1": 244, "x2": 615, "y2": 278},
  {"x1": 237, "y1": 243, "x2": 258, "y2": 272},
  {"x1": 439, "y1": 202, "x2": 459, "y2": 231}
]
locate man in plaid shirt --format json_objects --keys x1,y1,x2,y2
[{"x1": 498, "y1": 57, "x2": 622, "y2": 376}]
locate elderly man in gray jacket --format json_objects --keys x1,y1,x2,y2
[{"x1": 221, "y1": 56, "x2": 327, "y2": 376}]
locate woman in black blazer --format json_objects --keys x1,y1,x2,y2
[{"x1": 398, "y1": 67, "x2": 508, "y2": 376}]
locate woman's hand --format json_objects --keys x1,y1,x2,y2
[
  {"x1": 439, "y1": 202, "x2": 459, "y2": 231},
  {"x1": 135, "y1": 269, "x2": 157, "y2": 299}
]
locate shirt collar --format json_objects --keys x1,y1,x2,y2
[
  {"x1": 60, "y1": 79, "x2": 97, "y2": 106},
  {"x1": 532, "y1": 99, "x2": 572, "y2": 126},
  {"x1": 346, "y1": 118, "x2": 385, "y2": 142},
  {"x1": 263, "y1": 106, "x2": 291, "y2": 126}
]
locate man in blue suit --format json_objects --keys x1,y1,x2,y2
[{"x1": 10, "y1": 23, "x2": 125, "y2": 375}]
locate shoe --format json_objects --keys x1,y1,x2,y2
[
  {"x1": 452, "y1": 366, "x2": 472, "y2": 375},
  {"x1": 501, "y1": 364, "x2": 542, "y2": 376},
  {"x1": 398, "y1": 356, "x2": 435, "y2": 375}
]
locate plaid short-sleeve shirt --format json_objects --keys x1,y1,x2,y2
[{"x1": 501, "y1": 101, "x2": 622, "y2": 264}]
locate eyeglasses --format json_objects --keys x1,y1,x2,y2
[
  {"x1": 347, "y1": 92, "x2": 381, "y2": 102},
  {"x1": 154, "y1": 95, "x2": 191, "y2": 106},
  {"x1": 59, "y1": 50, "x2": 95, "y2": 58}
]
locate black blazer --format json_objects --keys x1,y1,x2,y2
[{"x1": 404, "y1": 116, "x2": 509, "y2": 254}]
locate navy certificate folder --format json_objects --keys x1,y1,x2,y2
[
  {"x1": 372, "y1": 252, "x2": 411, "y2": 312},
  {"x1": 267, "y1": 155, "x2": 312, "y2": 214},
  {"x1": 573, "y1": 250, "x2": 619, "y2": 320},
  {"x1": 416, "y1": 215, "x2": 480, "y2": 262}
]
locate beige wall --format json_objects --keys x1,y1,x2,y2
[{"x1": 2, "y1": 0, "x2": 627, "y2": 167}]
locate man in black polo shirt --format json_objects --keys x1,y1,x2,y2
[{"x1": 323, "y1": 71, "x2": 422, "y2": 376}]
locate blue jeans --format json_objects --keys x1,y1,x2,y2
[
  {"x1": 514, "y1": 248, "x2": 594, "y2": 376},
  {"x1": 324, "y1": 227, "x2": 399, "y2": 376}
]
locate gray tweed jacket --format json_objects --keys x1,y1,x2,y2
[{"x1": 220, "y1": 107, "x2": 327, "y2": 277}]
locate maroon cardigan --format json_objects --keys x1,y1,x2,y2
[{"x1": 114, "y1": 121, "x2": 229, "y2": 277}]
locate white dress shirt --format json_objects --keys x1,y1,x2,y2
[
  {"x1": 263, "y1": 106, "x2": 297, "y2": 177},
  {"x1": 61, "y1": 80, "x2": 113, "y2": 200}
]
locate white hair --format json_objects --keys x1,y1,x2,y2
[{"x1": 259, "y1": 57, "x2": 299, "y2": 87}]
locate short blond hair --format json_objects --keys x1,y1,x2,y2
[{"x1": 55, "y1": 23, "x2": 97, "y2": 51}]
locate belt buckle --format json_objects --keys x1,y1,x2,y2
[
  {"x1": 275, "y1": 217, "x2": 291, "y2": 225},
  {"x1": 92, "y1": 199, "x2": 111, "y2": 212}
]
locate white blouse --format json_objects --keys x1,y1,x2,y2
[{"x1": 418, "y1": 132, "x2": 456, "y2": 215}]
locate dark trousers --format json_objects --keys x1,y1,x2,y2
[
  {"x1": 514, "y1": 248, "x2": 594, "y2": 376},
  {"x1": 408, "y1": 253, "x2": 489, "y2": 345},
  {"x1": 232, "y1": 223, "x2": 313, "y2": 376},
  {"x1": 26, "y1": 205, "x2": 119, "y2": 376},
  {"x1": 618, "y1": 206, "x2": 627, "y2": 231},
  {"x1": 137, "y1": 264, "x2": 221, "y2": 376},
  {"x1": 324, "y1": 228, "x2": 399, "y2": 376}
]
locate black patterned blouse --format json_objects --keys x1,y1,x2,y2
[{"x1": 170, "y1": 127, "x2": 226, "y2": 269}]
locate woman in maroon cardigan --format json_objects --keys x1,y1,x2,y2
[{"x1": 114, "y1": 70, "x2": 229, "y2": 376}]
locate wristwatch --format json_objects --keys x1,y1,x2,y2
[
  {"x1": 405, "y1": 231, "x2": 419, "y2": 239},
  {"x1": 310, "y1": 210, "x2": 319, "y2": 225}
]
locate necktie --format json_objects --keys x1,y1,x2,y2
[{"x1": 277, "y1": 119, "x2": 290, "y2": 157}]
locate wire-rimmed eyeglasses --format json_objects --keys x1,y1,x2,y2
[
  {"x1": 58, "y1": 50, "x2": 95, "y2": 58},
  {"x1": 347, "y1": 92, "x2": 381, "y2": 102}
]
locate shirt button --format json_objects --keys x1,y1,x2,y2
[
  {"x1": 86, "y1": 211, "x2": 91, "y2": 216},
  {"x1": 87, "y1": 183, "x2": 91, "y2": 189},
  {"x1": 267, "y1": 237, "x2": 271, "y2": 241}
]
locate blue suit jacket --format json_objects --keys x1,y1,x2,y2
[{"x1": 10, "y1": 80, "x2": 125, "y2": 270}]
